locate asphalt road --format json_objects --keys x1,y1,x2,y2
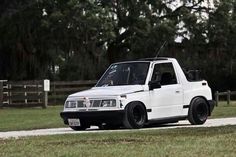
[{"x1": 1, "y1": 117, "x2": 236, "y2": 139}]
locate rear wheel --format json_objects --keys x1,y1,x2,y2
[
  {"x1": 188, "y1": 97, "x2": 209, "y2": 125},
  {"x1": 123, "y1": 102, "x2": 147, "y2": 129}
]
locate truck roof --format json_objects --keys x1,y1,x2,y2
[
  {"x1": 138, "y1": 57, "x2": 173, "y2": 61},
  {"x1": 112, "y1": 57, "x2": 177, "y2": 65}
]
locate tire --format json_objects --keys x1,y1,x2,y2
[
  {"x1": 188, "y1": 97, "x2": 209, "y2": 125},
  {"x1": 123, "y1": 102, "x2": 147, "y2": 129}
]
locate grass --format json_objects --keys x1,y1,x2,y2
[
  {"x1": 0, "y1": 101, "x2": 235, "y2": 132},
  {"x1": 1, "y1": 126, "x2": 236, "y2": 157},
  {"x1": 211, "y1": 101, "x2": 236, "y2": 118},
  {"x1": 0, "y1": 106, "x2": 65, "y2": 132}
]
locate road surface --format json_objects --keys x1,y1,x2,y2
[{"x1": 1, "y1": 117, "x2": 236, "y2": 139}]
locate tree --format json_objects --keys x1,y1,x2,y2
[
  {"x1": 0, "y1": 0, "x2": 52, "y2": 80},
  {"x1": 1, "y1": 0, "x2": 236, "y2": 91},
  {"x1": 206, "y1": 0, "x2": 236, "y2": 90}
]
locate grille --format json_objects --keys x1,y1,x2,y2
[
  {"x1": 90, "y1": 100, "x2": 102, "y2": 107},
  {"x1": 66, "y1": 99, "x2": 115, "y2": 108},
  {"x1": 77, "y1": 101, "x2": 85, "y2": 108}
]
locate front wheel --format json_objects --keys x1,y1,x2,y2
[
  {"x1": 123, "y1": 102, "x2": 147, "y2": 129},
  {"x1": 188, "y1": 97, "x2": 209, "y2": 125}
]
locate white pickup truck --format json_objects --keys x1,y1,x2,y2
[{"x1": 60, "y1": 58, "x2": 215, "y2": 130}]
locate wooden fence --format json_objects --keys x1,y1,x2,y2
[
  {"x1": 0, "y1": 80, "x2": 48, "y2": 108},
  {"x1": 48, "y1": 80, "x2": 97, "y2": 105},
  {"x1": 1, "y1": 80, "x2": 235, "y2": 108},
  {"x1": 215, "y1": 90, "x2": 236, "y2": 106},
  {"x1": 0, "y1": 80, "x2": 97, "y2": 108}
]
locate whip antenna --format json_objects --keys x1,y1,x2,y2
[{"x1": 155, "y1": 41, "x2": 167, "y2": 58}]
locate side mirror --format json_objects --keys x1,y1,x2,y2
[{"x1": 148, "y1": 81, "x2": 161, "y2": 90}]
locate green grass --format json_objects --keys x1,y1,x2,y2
[
  {"x1": 1, "y1": 126, "x2": 236, "y2": 157},
  {"x1": 0, "y1": 101, "x2": 236, "y2": 132},
  {"x1": 211, "y1": 101, "x2": 236, "y2": 118},
  {"x1": 0, "y1": 106, "x2": 65, "y2": 132}
]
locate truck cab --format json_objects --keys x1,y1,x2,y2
[{"x1": 60, "y1": 57, "x2": 215, "y2": 130}]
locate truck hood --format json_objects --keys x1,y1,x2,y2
[{"x1": 68, "y1": 85, "x2": 145, "y2": 98}]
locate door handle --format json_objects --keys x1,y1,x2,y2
[{"x1": 175, "y1": 90, "x2": 180, "y2": 93}]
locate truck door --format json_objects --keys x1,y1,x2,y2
[{"x1": 148, "y1": 62, "x2": 184, "y2": 119}]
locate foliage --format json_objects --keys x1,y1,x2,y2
[{"x1": 0, "y1": 0, "x2": 236, "y2": 90}]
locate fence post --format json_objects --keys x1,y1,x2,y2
[
  {"x1": 227, "y1": 90, "x2": 231, "y2": 105},
  {"x1": 43, "y1": 91, "x2": 48, "y2": 109},
  {"x1": 42, "y1": 80, "x2": 50, "y2": 109},
  {"x1": 53, "y1": 82, "x2": 56, "y2": 105},
  {"x1": 215, "y1": 91, "x2": 219, "y2": 107},
  {"x1": 0, "y1": 81, "x2": 3, "y2": 108}
]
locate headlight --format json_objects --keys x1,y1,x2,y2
[
  {"x1": 101, "y1": 100, "x2": 116, "y2": 107},
  {"x1": 65, "y1": 101, "x2": 77, "y2": 108}
]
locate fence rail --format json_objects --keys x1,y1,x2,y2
[
  {"x1": 215, "y1": 90, "x2": 236, "y2": 106},
  {"x1": 49, "y1": 80, "x2": 97, "y2": 105},
  {"x1": 0, "y1": 80, "x2": 97, "y2": 108},
  {"x1": 0, "y1": 80, "x2": 48, "y2": 108}
]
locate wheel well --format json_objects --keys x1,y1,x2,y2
[
  {"x1": 126, "y1": 101, "x2": 148, "y2": 122},
  {"x1": 190, "y1": 96, "x2": 211, "y2": 116}
]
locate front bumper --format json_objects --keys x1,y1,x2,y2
[
  {"x1": 208, "y1": 100, "x2": 216, "y2": 116},
  {"x1": 60, "y1": 110, "x2": 125, "y2": 126}
]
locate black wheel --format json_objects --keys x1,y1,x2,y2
[
  {"x1": 188, "y1": 97, "x2": 209, "y2": 125},
  {"x1": 123, "y1": 102, "x2": 147, "y2": 129}
]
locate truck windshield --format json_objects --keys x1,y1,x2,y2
[{"x1": 96, "y1": 62, "x2": 150, "y2": 87}]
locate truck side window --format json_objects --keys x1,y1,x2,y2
[{"x1": 151, "y1": 63, "x2": 177, "y2": 85}]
